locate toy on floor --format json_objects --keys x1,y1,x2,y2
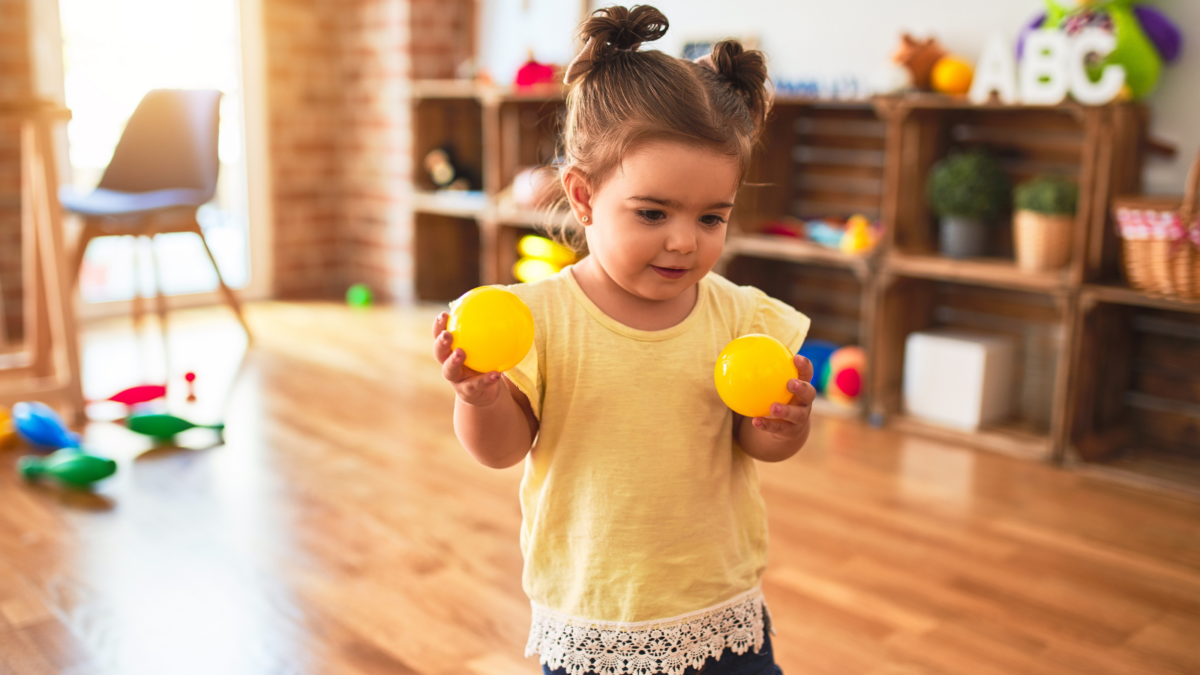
[
  {"x1": 12, "y1": 401, "x2": 80, "y2": 450},
  {"x1": 19, "y1": 449, "x2": 116, "y2": 489},
  {"x1": 824, "y1": 346, "x2": 866, "y2": 407},
  {"x1": 0, "y1": 406, "x2": 15, "y2": 448},
  {"x1": 185, "y1": 371, "x2": 197, "y2": 403},
  {"x1": 447, "y1": 286, "x2": 535, "y2": 373},
  {"x1": 126, "y1": 413, "x2": 224, "y2": 440},
  {"x1": 106, "y1": 384, "x2": 167, "y2": 407},
  {"x1": 714, "y1": 334, "x2": 799, "y2": 418},
  {"x1": 346, "y1": 283, "x2": 373, "y2": 308}
]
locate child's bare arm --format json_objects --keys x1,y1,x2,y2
[
  {"x1": 735, "y1": 355, "x2": 815, "y2": 462},
  {"x1": 433, "y1": 312, "x2": 538, "y2": 468}
]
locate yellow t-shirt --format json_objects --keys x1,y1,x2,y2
[{"x1": 505, "y1": 267, "x2": 810, "y2": 673}]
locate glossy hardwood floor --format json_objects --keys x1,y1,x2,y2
[{"x1": 2, "y1": 302, "x2": 1199, "y2": 675}]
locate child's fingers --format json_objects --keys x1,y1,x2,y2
[
  {"x1": 431, "y1": 312, "x2": 448, "y2": 338},
  {"x1": 787, "y1": 377, "x2": 817, "y2": 407},
  {"x1": 768, "y1": 400, "x2": 810, "y2": 427},
  {"x1": 460, "y1": 371, "x2": 502, "y2": 398},
  {"x1": 794, "y1": 355, "x2": 814, "y2": 384},
  {"x1": 433, "y1": 330, "x2": 455, "y2": 363},
  {"x1": 752, "y1": 416, "x2": 792, "y2": 435},
  {"x1": 441, "y1": 347, "x2": 469, "y2": 382}
]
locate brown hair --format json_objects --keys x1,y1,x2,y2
[{"x1": 542, "y1": 4, "x2": 771, "y2": 251}]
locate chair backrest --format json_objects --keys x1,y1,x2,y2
[{"x1": 98, "y1": 89, "x2": 222, "y2": 198}]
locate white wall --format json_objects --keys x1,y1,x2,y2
[{"x1": 480, "y1": 0, "x2": 1199, "y2": 195}]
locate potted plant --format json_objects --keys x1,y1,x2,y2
[
  {"x1": 926, "y1": 152, "x2": 1010, "y2": 259},
  {"x1": 1013, "y1": 175, "x2": 1078, "y2": 272}
]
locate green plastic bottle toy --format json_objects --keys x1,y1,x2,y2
[
  {"x1": 126, "y1": 414, "x2": 225, "y2": 439},
  {"x1": 19, "y1": 450, "x2": 117, "y2": 488}
]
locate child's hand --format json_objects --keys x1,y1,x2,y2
[
  {"x1": 750, "y1": 355, "x2": 817, "y2": 439},
  {"x1": 432, "y1": 312, "x2": 505, "y2": 407}
]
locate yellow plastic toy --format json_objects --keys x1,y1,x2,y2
[
  {"x1": 514, "y1": 235, "x2": 577, "y2": 283},
  {"x1": 518, "y1": 235, "x2": 575, "y2": 267},
  {"x1": 931, "y1": 56, "x2": 974, "y2": 95},
  {"x1": 839, "y1": 214, "x2": 875, "y2": 255},
  {"x1": 448, "y1": 286, "x2": 535, "y2": 373},
  {"x1": 714, "y1": 334, "x2": 798, "y2": 418},
  {"x1": 514, "y1": 258, "x2": 560, "y2": 284}
]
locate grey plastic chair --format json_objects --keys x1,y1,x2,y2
[{"x1": 61, "y1": 89, "x2": 249, "y2": 337}]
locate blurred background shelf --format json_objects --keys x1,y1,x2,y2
[
  {"x1": 724, "y1": 234, "x2": 873, "y2": 278},
  {"x1": 885, "y1": 253, "x2": 1069, "y2": 294},
  {"x1": 410, "y1": 80, "x2": 1198, "y2": 483}
]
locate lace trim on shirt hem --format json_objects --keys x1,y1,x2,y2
[{"x1": 525, "y1": 586, "x2": 766, "y2": 675}]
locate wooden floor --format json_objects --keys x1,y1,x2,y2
[{"x1": 2, "y1": 302, "x2": 1200, "y2": 675}]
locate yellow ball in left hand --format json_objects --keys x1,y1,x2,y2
[
  {"x1": 448, "y1": 286, "x2": 535, "y2": 373},
  {"x1": 714, "y1": 334, "x2": 798, "y2": 418}
]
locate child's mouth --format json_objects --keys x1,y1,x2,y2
[{"x1": 651, "y1": 266, "x2": 688, "y2": 279}]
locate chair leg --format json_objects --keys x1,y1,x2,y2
[
  {"x1": 190, "y1": 221, "x2": 251, "y2": 340},
  {"x1": 70, "y1": 220, "x2": 99, "y2": 290},
  {"x1": 147, "y1": 234, "x2": 169, "y2": 334},
  {"x1": 131, "y1": 235, "x2": 145, "y2": 333}
]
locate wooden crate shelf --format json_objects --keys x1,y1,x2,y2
[
  {"x1": 409, "y1": 80, "x2": 1169, "y2": 476},
  {"x1": 1082, "y1": 283, "x2": 1200, "y2": 315},
  {"x1": 412, "y1": 190, "x2": 488, "y2": 219},
  {"x1": 1067, "y1": 299, "x2": 1200, "y2": 492},
  {"x1": 724, "y1": 234, "x2": 872, "y2": 278},
  {"x1": 870, "y1": 276, "x2": 1069, "y2": 461},
  {"x1": 885, "y1": 253, "x2": 1069, "y2": 294}
]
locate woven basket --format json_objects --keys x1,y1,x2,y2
[
  {"x1": 1014, "y1": 211, "x2": 1072, "y2": 272},
  {"x1": 1114, "y1": 148, "x2": 1200, "y2": 299}
]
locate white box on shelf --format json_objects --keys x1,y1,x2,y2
[{"x1": 903, "y1": 329, "x2": 1015, "y2": 431}]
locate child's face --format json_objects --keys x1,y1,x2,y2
[{"x1": 582, "y1": 140, "x2": 739, "y2": 302}]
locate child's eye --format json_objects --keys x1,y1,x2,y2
[
  {"x1": 637, "y1": 210, "x2": 666, "y2": 223},
  {"x1": 700, "y1": 214, "x2": 728, "y2": 228}
]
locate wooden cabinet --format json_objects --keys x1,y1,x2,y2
[{"x1": 410, "y1": 82, "x2": 1200, "y2": 488}]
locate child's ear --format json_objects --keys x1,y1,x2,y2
[{"x1": 561, "y1": 169, "x2": 594, "y2": 225}]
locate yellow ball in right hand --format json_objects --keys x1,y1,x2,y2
[
  {"x1": 714, "y1": 334, "x2": 799, "y2": 418},
  {"x1": 448, "y1": 286, "x2": 535, "y2": 373}
]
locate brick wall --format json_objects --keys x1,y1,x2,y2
[
  {"x1": 264, "y1": 0, "x2": 472, "y2": 303},
  {"x1": 0, "y1": 0, "x2": 32, "y2": 343}
]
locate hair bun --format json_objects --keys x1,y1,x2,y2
[
  {"x1": 709, "y1": 40, "x2": 771, "y2": 124},
  {"x1": 564, "y1": 5, "x2": 669, "y2": 85}
]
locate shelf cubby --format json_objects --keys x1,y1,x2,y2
[
  {"x1": 414, "y1": 212, "x2": 480, "y2": 301},
  {"x1": 870, "y1": 275, "x2": 1069, "y2": 460},
  {"x1": 1068, "y1": 295, "x2": 1200, "y2": 493}
]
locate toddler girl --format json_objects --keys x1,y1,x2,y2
[{"x1": 432, "y1": 5, "x2": 814, "y2": 674}]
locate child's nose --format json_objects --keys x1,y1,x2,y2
[{"x1": 664, "y1": 223, "x2": 697, "y2": 253}]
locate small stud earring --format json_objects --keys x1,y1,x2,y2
[{"x1": 581, "y1": 215, "x2": 590, "y2": 223}]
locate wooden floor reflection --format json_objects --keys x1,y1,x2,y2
[{"x1": 1, "y1": 302, "x2": 1199, "y2": 674}]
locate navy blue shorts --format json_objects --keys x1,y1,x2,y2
[{"x1": 540, "y1": 625, "x2": 783, "y2": 675}]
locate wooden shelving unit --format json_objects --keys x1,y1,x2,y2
[{"x1": 412, "y1": 83, "x2": 1200, "y2": 488}]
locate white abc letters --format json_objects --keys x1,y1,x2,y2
[
  {"x1": 968, "y1": 30, "x2": 1126, "y2": 106},
  {"x1": 1069, "y1": 29, "x2": 1126, "y2": 105},
  {"x1": 1020, "y1": 32, "x2": 1071, "y2": 104},
  {"x1": 969, "y1": 35, "x2": 1018, "y2": 104}
]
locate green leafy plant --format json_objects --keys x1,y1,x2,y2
[
  {"x1": 927, "y1": 152, "x2": 1011, "y2": 221},
  {"x1": 1014, "y1": 175, "x2": 1078, "y2": 216}
]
